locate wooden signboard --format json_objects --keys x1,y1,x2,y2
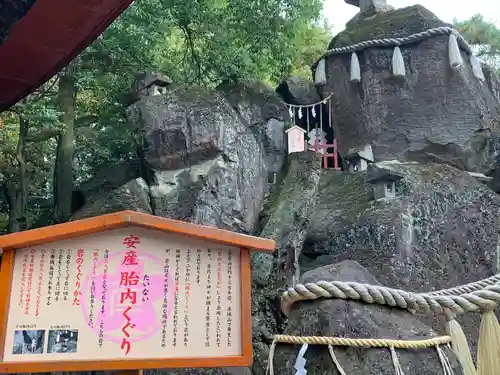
[
  {"x1": 285, "y1": 125, "x2": 307, "y2": 154},
  {"x1": 0, "y1": 211, "x2": 275, "y2": 373}
]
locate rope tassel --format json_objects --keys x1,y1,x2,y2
[
  {"x1": 448, "y1": 33, "x2": 463, "y2": 69},
  {"x1": 266, "y1": 339, "x2": 277, "y2": 375},
  {"x1": 446, "y1": 319, "x2": 476, "y2": 375},
  {"x1": 477, "y1": 311, "x2": 500, "y2": 375},
  {"x1": 470, "y1": 54, "x2": 485, "y2": 81},
  {"x1": 436, "y1": 345, "x2": 456, "y2": 375},
  {"x1": 392, "y1": 46, "x2": 406, "y2": 77},
  {"x1": 315, "y1": 58, "x2": 327, "y2": 85},
  {"x1": 390, "y1": 347, "x2": 406, "y2": 375},
  {"x1": 328, "y1": 345, "x2": 348, "y2": 375},
  {"x1": 350, "y1": 52, "x2": 361, "y2": 83}
]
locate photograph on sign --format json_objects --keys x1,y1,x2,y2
[
  {"x1": 47, "y1": 330, "x2": 78, "y2": 354},
  {"x1": 2, "y1": 226, "x2": 242, "y2": 362},
  {"x1": 12, "y1": 330, "x2": 44, "y2": 355}
]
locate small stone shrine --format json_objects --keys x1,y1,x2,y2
[
  {"x1": 345, "y1": 144, "x2": 374, "y2": 172},
  {"x1": 365, "y1": 164, "x2": 404, "y2": 199},
  {"x1": 344, "y1": 0, "x2": 395, "y2": 26},
  {"x1": 127, "y1": 70, "x2": 172, "y2": 105}
]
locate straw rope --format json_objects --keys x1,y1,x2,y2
[
  {"x1": 313, "y1": 27, "x2": 472, "y2": 68},
  {"x1": 281, "y1": 279, "x2": 500, "y2": 316},
  {"x1": 424, "y1": 274, "x2": 500, "y2": 296},
  {"x1": 267, "y1": 335, "x2": 455, "y2": 375},
  {"x1": 288, "y1": 28, "x2": 475, "y2": 120},
  {"x1": 273, "y1": 334, "x2": 452, "y2": 348},
  {"x1": 281, "y1": 92, "x2": 335, "y2": 109}
]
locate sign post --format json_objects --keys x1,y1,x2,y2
[{"x1": 0, "y1": 211, "x2": 275, "y2": 373}]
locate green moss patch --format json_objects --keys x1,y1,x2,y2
[{"x1": 329, "y1": 5, "x2": 448, "y2": 49}]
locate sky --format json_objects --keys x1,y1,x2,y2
[{"x1": 323, "y1": 0, "x2": 500, "y2": 35}]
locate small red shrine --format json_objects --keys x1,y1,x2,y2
[{"x1": 0, "y1": 0, "x2": 135, "y2": 111}]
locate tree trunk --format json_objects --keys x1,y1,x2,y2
[
  {"x1": 5, "y1": 188, "x2": 23, "y2": 233},
  {"x1": 53, "y1": 68, "x2": 76, "y2": 223},
  {"x1": 3, "y1": 116, "x2": 28, "y2": 233}
]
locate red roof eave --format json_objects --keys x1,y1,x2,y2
[{"x1": 0, "y1": 0, "x2": 135, "y2": 111}]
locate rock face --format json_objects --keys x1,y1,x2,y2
[
  {"x1": 251, "y1": 152, "x2": 323, "y2": 375},
  {"x1": 69, "y1": 83, "x2": 287, "y2": 375},
  {"x1": 318, "y1": 5, "x2": 500, "y2": 167},
  {"x1": 406, "y1": 128, "x2": 500, "y2": 173},
  {"x1": 75, "y1": 83, "x2": 284, "y2": 234},
  {"x1": 484, "y1": 65, "x2": 500, "y2": 102},
  {"x1": 276, "y1": 77, "x2": 321, "y2": 105},
  {"x1": 126, "y1": 85, "x2": 270, "y2": 232},
  {"x1": 217, "y1": 81, "x2": 289, "y2": 182},
  {"x1": 253, "y1": 151, "x2": 322, "y2": 287},
  {"x1": 71, "y1": 159, "x2": 144, "y2": 213},
  {"x1": 72, "y1": 178, "x2": 152, "y2": 220},
  {"x1": 272, "y1": 261, "x2": 463, "y2": 375},
  {"x1": 301, "y1": 161, "x2": 500, "y2": 351}
]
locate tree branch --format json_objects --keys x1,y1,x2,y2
[
  {"x1": 80, "y1": 38, "x2": 113, "y2": 69},
  {"x1": 30, "y1": 76, "x2": 60, "y2": 102},
  {"x1": 178, "y1": 22, "x2": 203, "y2": 84},
  {"x1": 22, "y1": 115, "x2": 97, "y2": 143},
  {"x1": 25, "y1": 129, "x2": 60, "y2": 143},
  {"x1": 75, "y1": 115, "x2": 98, "y2": 128}
]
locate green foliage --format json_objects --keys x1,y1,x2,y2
[
  {"x1": 0, "y1": 89, "x2": 59, "y2": 232},
  {"x1": 0, "y1": 112, "x2": 19, "y2": 170},
  {"x1": 154, "y1": 0, "x2": 328, "y2": 84},
  {"x1": 454, "y1": 15, "x2": 500, "y2": 69},
  {"x1": 0, "y1": 0, "x2": 331, "y2": 232},
  {"x1": 289, "y1": 19, "x2": 333, "y2": 79}
]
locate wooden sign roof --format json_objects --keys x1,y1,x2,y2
[
  {"x1": 0, "y1": 0, "x2": 135, "y2": 111},
  {"x1": 0, "y1": 210, "x2": 275, "y2": 252}
]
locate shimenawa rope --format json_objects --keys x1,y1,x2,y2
[
  {"x1": 312, "y1": 27, "x2": 472, "y2": 68},
  {"x1": 280, "y1": 280, "x2": 500, "y2": 316},
  {"x1": 273, "y1": 334, "x2": 452, "y2": 348},
  {"x1": 274, "y1": 274, "x2": 500, "y2": 375},
  {"x1": 311, "y1": 27, "x2": 485, "y2": 84},
  {"x1": 267, "y1": 334, "x2": 455, "y2": 375}
]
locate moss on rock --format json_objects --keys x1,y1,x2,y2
[{"x1": 328, "y1": 5, "x2": 448, "y2": 49}]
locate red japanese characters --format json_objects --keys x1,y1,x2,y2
[
  {"x1": 72, "y1": 249, "x2": 85, "y2": 306},
  {"x1": 119, "y1": 235, "x2": 140, "y2": 355}
]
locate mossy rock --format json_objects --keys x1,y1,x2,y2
[{"x1": 328, "y1": 5, "x2": 449, "y2": 49}]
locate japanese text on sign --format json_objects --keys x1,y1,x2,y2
[{"x1": 3, "y1": 227, "x2": 242, "y2": 362}]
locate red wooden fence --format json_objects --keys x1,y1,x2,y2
[{"x1": 309, "y1": 137, "x2": 340, "y2": 169}]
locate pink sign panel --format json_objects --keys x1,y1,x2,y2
[{"x1": 2, "y1": 227, "x2": 242, "y2": 362}]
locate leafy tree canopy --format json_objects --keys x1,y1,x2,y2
[
  {"x1": 0, "y1": 0, "x2": 333, "y2": 232},
  {"x1": 454, "y1": 15, "x2": 500, "y2": 69}
]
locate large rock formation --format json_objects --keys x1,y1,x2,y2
[
  {"x1": 68, "y1": 82, "x2": 286, "y2": 375},
  {"x1": 66, "y1": 7, "x2": 500, "y2": 374},
  {"x1": 124, "y1": 85, "x2": 273, "y2": 232},
  {"x1": 273, "y1": 261, "x2": 463, "y2": 375},
  {"x1": 251, "y1": 151, "x2": 323, "y2": 375},
  {"x1": 317, "y1": 5, "x2": 500, "y2": 168},
  {"x1": 72, "y1": 178, "x2": 152, "y2": 220},
  {"x1": 301, "y1": 161, "x2": 500, "y2": 352}
]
